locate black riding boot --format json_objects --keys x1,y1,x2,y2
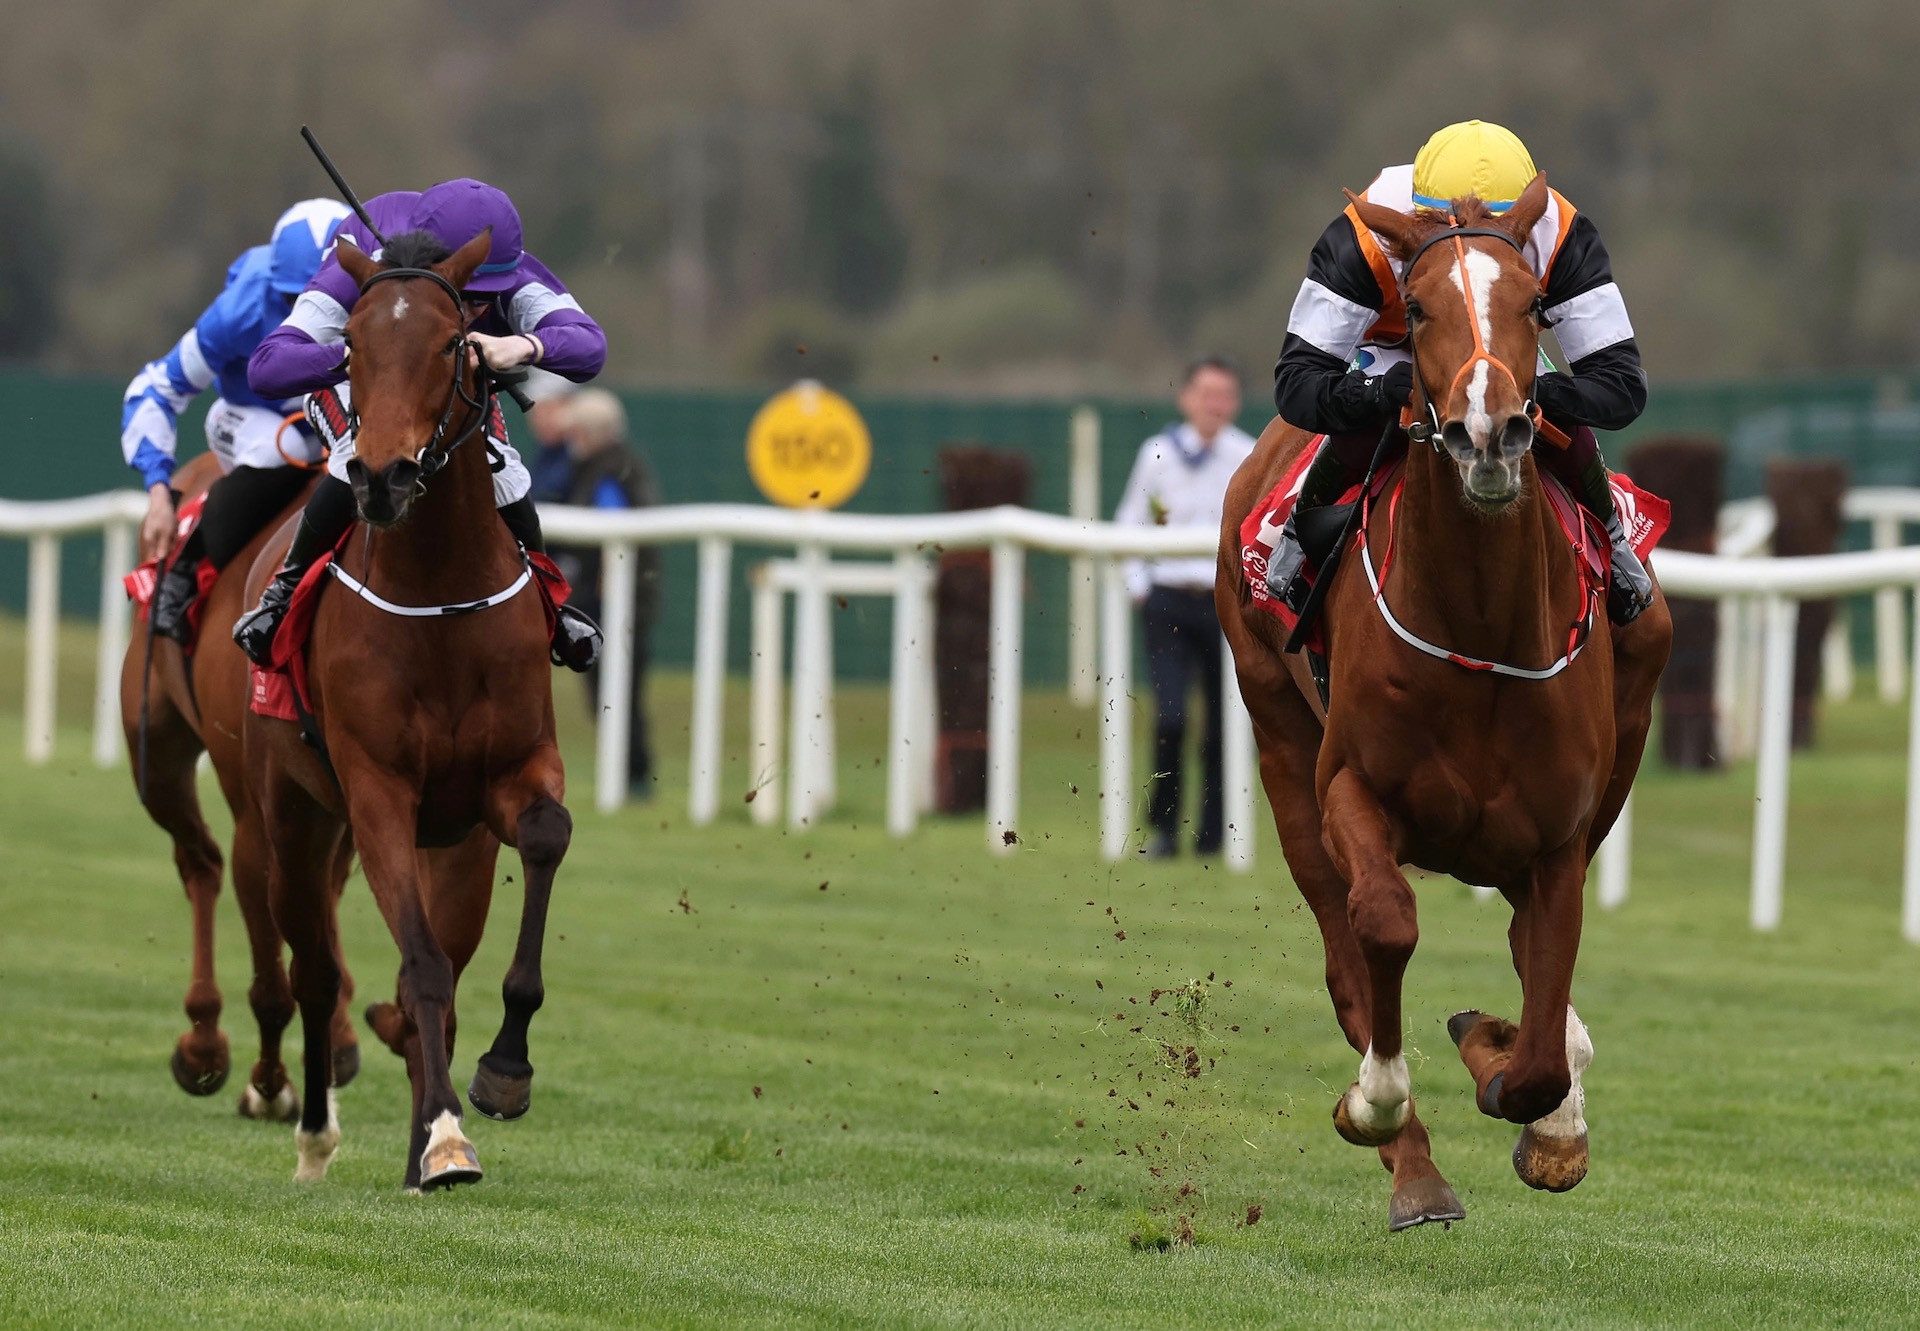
[
  {"x1": 152, "y1": 528, "x2": 204, "y2": 645},
  {"x1": 233, "y1": 477, "x2": 358, "y2": 667},
  {"x1": 498, "y1": 497, "x2": 602, "y2": 672},
  {"x1": 1263, "y1": 439, "x2": 1370, "y2": 613},
  {"x1": 1570, "y1": 450, "x2": 1654, "y2": 626}
]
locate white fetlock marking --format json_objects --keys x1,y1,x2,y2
[
  {"x1": 244, "y1": 1081, "x2": 298, "y2": 1119},
  {"x1": 421, "y1": 1109, "x2": 471, "y2": 1172},
  {"x1": 292, "y1": 1089, "x2": 340, "y2": 1181},
  {"x1": 1532, "y1": 1007, "x2": 1592, "y2": 1140},
  {"x1": 1345, "y1": 1046, "x2": 1412, "y2": 1135}
]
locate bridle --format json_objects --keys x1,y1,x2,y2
[
  {"x1": 1397, "y1": 221, "x2": 1547, "y2": 451},
  {"x1": 352, "y1": 265, "x2": 495, "y2": 482}
]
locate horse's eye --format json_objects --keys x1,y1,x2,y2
[
  {"x1": 444, "y1": 336, "x2": 460, "y2": 356},
  {"x1": 1405, "y1": 299, "x2": 1424, "y2": 324}
]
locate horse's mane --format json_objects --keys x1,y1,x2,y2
[{"x1": 378, "y1": 229, "x2": 451, "y2": 270}]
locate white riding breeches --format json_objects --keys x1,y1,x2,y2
[
  {"x1": 319, "y1": 384, "x2": 531, "y2": 507},
  {"x1": 205, "y1": 399, "x2": 320, "y2": 473}
]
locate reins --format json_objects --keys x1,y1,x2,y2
[
  {"x1": 1361, "y1": 215, "x2": 1595, "y2": 679},
  {"x1": 353, "y1": 265, "x2": 495, "y2": 483}
]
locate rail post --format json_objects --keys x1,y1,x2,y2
[
  {"x1": 24, "y1": 533, "x2": 59, "y2": 764},
  {"x1": 92, "y1": 521, "x2": 134, "y2": 767},
  {"x1": 593, "y1": 539, "x2": 637, "y2": 814},
  {"x1": 687, "y1": 536, "x2": 731, "y2": 826},
  {"x1": 1067, "y1": 406, "x2": 1100, "y2": 705},
  {"x1": 1098, "y1": 560, "x2": 1132, "y2": 861},
  {"x1": 887, "y1": 550, "x2": 928, "y2": 837},
  {"x1": 1221, "y1": 633, "x2": 1256, "y2": 871},
  {"x1": 1875, "y1": 517, "x2": 1906, "y2": 703},
  {"x1": 1750, "y1": 594, "x2": 1800, "y2": 930},
  {"x1": 986, "y1": 539, "x2": 1024, "y2": 853},
  {"x1": 748, "y1": 566, "x2": 783, "y2": 826}
]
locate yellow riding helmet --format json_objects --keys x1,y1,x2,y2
[{"x1": 1411, "y1": 120, "x2": 1537, "y2": 214}]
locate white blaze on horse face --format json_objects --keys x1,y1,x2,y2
[
  {"x1": 1448, "y1": 248, "x2": 1503, "y2": 448},
  {"x1": 1343, "y1": 1044, "x2": 1412, "y2": 1138},
  {"x1": 1529, "y1": 1007, "x2": 1594, "y2": 1140},
  {"x1": 390, "y1": 293, "x2": 410, "y2": 321}
]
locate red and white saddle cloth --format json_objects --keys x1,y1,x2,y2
[
  {"x1": 1240, "y1": 436, "x2": 1670, "y2": 664},
  {"x1": 248, "y1": 537, "x2": 574, "y2": 723},
  {"x1": 124, "y1": 493, "x2": 219, "y2": 639}
]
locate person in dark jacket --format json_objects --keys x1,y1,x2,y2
[{"x1": 536, "y1": 388, "x2": 662, "y2": 797}]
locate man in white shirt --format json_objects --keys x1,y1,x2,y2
[{"x1": 1113, "y1": 357, "x2": 1258, "y2": 858}]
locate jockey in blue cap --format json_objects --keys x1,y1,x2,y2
[
  {"x1": 122, "y1": 198, "x2": 352, "y2": 641},
  {"x1": 235, "y1": 178, "x2": 608, "y2": 671}
]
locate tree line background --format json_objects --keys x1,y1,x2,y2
[{"x1": 3, "y1": 0, "x2": 1916, "y2": 399}]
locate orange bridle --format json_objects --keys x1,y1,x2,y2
[{"x1": 1400, "y1": 220, "x2": 1566, "y2": 448}]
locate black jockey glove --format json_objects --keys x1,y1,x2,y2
[{"x1": 1375, "y1": 362, "x2": 1414, "y2": 411}]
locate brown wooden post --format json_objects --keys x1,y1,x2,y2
[
  {"x1": 1625, "y1": 436, "x2": 1726, "y2": 769},
  {"x1": 933, "y1": 446, "x2": 1033, "y2": 811},
  {"x1": 1766, "y1": 459, "x2": 1849, "y2": 748}
]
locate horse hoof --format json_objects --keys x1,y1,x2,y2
[
  {"x1": 1514, "y1": 1126, "x2": 1589, "y2": 1193},
  {"x1": 1446, "y1": 1010, "x2": 1487, "y2": 1047},
  {"x1": 332, "y1": 1042, "x2": 361, "y2": 1089},
  {"x1": 1332, "y1": 1085, "x2": 1409, "y2": 1147},
  {"x1": 170, "y1": 1041, "x2": 230, "y2": 1097},
  {"x1": 238, "y1": 1080, "x2": 300, "y2": 1123},
  {"x1": 467, "y1": 1055, "x2": 533, "y2": 1122},
  {"x1": 418, "y1": 1111, "x2": 483, "y2": 1191},
  {"x1": 1388, "y1": 1176, "x2": 1467, "y2": 1232}
]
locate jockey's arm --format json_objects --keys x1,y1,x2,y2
[
  {"x1": 496, "y1": 257, "x2": 607, "y2": 383},
  {"x1": 1272, "y1": 215, "x2": 1412, "y2": 435},
  {"x1": 249, "y1": 273, "x2": 354, "y2": 402},
  {"x1": 121, "y1": 321, "x2": 218, "y2": 493},
  {"x1": 1535, "y1": 215, "x2": 1647, "y2": 433}
]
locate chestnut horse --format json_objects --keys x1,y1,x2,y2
[
  {"x1": 120, "y1": 451, "x2": 360, "y2": 1121},
  {"x1": 1218, "y1": 176, "x2": 1671, "y2": 1230},
  {"x1": 244, "y1": 228, "x2": 570, "y2": 1190}
]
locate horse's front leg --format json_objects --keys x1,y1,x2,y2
[
  {"x1": 347, "y1": 774, "x2": 481, "y2": 1192},
  {"x1": 1320, "y1": 768, "x2": 1417, "y2": 1148},
  {"x1": 1452, "y1": 839, "x2": 1592, "y2": 1190},
  {"x1": 468, "y1": 746, "x2": 569, "y2": 1123}
]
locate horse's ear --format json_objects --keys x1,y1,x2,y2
[
  {"x1": 1501, "y1": 173, "x2": 1551, "y2": 243},
  {"x1": 1344, "y1": 189, "x2": 1424, "y2": 261},
  {"x1": 437, "y1": 228, "x2": 494, "y2": 292},
  {"x1": 335, "y1": 235, "x2": 378, "y2": 289}
]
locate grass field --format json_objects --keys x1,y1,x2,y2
[{"x1": 1, "y1": 615, "x2": 1918, "y2": 1328}]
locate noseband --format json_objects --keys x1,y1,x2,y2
[
  {"x1": 354, "y1": 266, "x2": 494, "y2": 481},
  {"x1": 1398, "y1": 222, "x2": 1535, "y2": 450}
]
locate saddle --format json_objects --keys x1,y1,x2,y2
[{"x1": 124, "y1": 493, "x2": 219, "y2": 644}]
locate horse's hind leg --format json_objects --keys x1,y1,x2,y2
[
  {"x1": 1250, "y1": 700, "x2": 1460, "y2": 1231},
  {"x1": 230, "y1": 807, "x2": 298, "y2": 1122},
  {"x1": 325, "y1": 839, "x2": 362, "y2": 1090},
  {"x1": 470, "y1": 751, "x2": 569, "y2": 1123},
  {"x1": 125, "y1": 690, "x2": 230, "y2": 1097},
  {"x1": 263, "y1": 771, "x2": 349, "y2": 1181}
]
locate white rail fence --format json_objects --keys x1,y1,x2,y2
[{"x1": 7, "y1": 488, "x2": 1920, "y2": 941}]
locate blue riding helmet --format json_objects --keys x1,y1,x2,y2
[{"x1": 268, "y1": 198, "x2": 353, "y2": 296}]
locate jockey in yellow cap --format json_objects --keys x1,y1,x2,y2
[{"x1": 1265, "y1": 120, "x2": 1653, "y2": 625}]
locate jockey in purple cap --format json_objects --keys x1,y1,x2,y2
[{"x1": 235, "y1": 178, "x2": 608, "y2": 671}]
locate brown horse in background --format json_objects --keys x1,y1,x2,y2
[
  {"x1": 119, "y1": 452, "x2": 359, "y2": 1120},
  {"x1": 245, "y1": 228, "x2": 571, "y2": 1191},
  {"x1": 1218, "y1": 176, "x2": 1671, "y2": 1230}
]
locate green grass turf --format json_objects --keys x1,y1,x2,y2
[{"x1": 0, "y1": 614, "x2": 1917, "y2": 1328}]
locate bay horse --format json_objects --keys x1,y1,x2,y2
[
  {"x1": 119, "y1": 450, "x2": 360, "y2": 1121},
  {"x1": 244, "y1": 228, "x2": 570, "y2": 1190},
  {"x1": 1218, "y1": 175, "x2": 1671, "y2": 1230}
]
